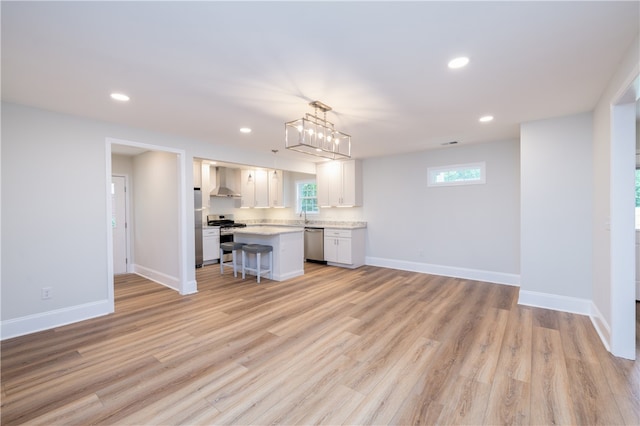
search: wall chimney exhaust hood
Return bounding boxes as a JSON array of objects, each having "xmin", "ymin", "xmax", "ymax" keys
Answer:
[{"xmin": 210, "ymin": 167, "xmax": 241, "ymax": 197}]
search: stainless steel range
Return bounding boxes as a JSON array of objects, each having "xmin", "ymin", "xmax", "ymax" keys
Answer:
[{"xmin": 207, "ymin": 214, "xmax": 247, "ymax": 262}]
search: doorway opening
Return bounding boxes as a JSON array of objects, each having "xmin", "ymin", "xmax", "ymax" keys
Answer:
[
  {"xmin": 610, "ymin": 73, "xmax": 638, "ymax": 360},
  {"xmin": 106, "ymin": 137, "xmax": 192, "ymax": 314}
]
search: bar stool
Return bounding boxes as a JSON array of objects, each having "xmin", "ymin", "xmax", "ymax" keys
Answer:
[
  {"xmin": 241, "ymin": 244, "xmax": 273, "ymax": 283},
  {"xmin": 220, "ymin": 242, "xmax": 246, "ymax": 277}
]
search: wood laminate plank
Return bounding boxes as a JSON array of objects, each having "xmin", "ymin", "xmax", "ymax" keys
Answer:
[
  {"xmin": 457, "ymin": 307, "xmax": 509, "ymax": 384},
  {"xmin": 297, "ymin": 384, "xmax": 366, "ymax": 426},
  {"xmin": 435, "ymin": 376, "xmax": 493, "ymax": 425},
  {"xmin": 255, "ymin": 346, "xmax": 362, "ymax": 425},
  {"xmin": 483, "ymin": 377, "xmax": 530, "ymax": 425},
  {"xmin": 482, "ymin": 305, "xmax": 533, "ymax": 425},
  {"xmin": 1, "ymin": 355, "xmax": 161, "ymax": 425},
  {"xmin": 205, "ymin": 317, "xmax": 361, "ymax": 413},
  {"xmin": 557, "ymin": 311, "xmax": 600, "ymax": 363},
  {"xmin": 343, "ymin": 337, "xmax": 440, "ymax": 425},
  {"xmin": 565, "ymin": 358, "xmax": 625, "ymax": 425},
  {"xmin": 20, "ymin": 393, "xmax": 105, "ymax": 426},
  {"xmin": 530, "ymin": 326, "xmax": 577, "ymax": 425}
]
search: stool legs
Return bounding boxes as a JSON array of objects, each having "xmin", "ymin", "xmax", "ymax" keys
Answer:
[
  {"xmin": 256, "ymin": 252, "xmax": 262, "ymax": 283},
  {"xmin": 242, "ymin": 249, "xmax": 246, "ymax": 280},
  {"xmin": 231, "ymin": 249, "xmax": 238, "ymax": 277},
  {"xmin": 220, "ymin": 244, "xmax": 244, "ymax": 278},
  {"xmin": 241, "ymin": 245, "xmax": 273, "ymax": 283}
]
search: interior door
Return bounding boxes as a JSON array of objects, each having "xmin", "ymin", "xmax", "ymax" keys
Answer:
[{"xmin": 112, "ymin": 175, "xmax": 127, "ymax": 274}]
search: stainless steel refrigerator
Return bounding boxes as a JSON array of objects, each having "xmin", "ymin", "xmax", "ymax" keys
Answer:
[{"xmin": 194, "ymin": 188, "xmax": 203, "ymax": 268}]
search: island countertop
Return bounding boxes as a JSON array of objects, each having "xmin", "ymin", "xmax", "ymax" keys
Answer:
[{"xmin": 234, "ymin": 226, "xmax": 304, "ymax": 236}]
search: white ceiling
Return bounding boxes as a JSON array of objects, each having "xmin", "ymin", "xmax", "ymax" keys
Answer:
[{"xmin": 2, "ymin": 2, "xmax": 638, "ymax": 162}]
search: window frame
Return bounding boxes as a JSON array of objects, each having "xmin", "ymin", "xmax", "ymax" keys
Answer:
[
  {"xmin": 296, "ymin": 180, "xmax": 319, "ymax": 215},
  {"xmin": 427, "ymin": 161, "xmax": 486, "ymax": 187}
]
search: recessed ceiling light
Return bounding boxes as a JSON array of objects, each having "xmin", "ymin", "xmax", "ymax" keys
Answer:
[
  {"xmin": 110, "ymin": 93, "xmax": 130, "ymax": 102},
  {"xmin": 479, "ymin": 115, "xmax": 494, "ymax": 123},
  {"xmin": 240, "ymin": 127, "xmax": 252, "ymax": 134},
  {"xmin": 448, "ymin": 57, "xmax": 469, "ymax": 69}
]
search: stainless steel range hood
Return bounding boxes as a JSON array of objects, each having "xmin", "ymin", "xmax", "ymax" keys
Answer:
[{"xmin": 210, "ymin": 167, "xmax": 241, "ymax": 197}]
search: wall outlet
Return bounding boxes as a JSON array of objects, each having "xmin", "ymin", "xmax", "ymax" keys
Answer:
[{"xmin": 41, "ymin": 287, "xmax": 52, "ymax": 300}]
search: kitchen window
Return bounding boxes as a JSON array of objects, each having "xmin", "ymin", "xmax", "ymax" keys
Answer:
[
  {"xmin": 297, "ymin": 181, "xmax": 319, "ymax": 214},
  {"xmin": 427, "ymin": 162, "xmax": 486, "ymax": 187}
]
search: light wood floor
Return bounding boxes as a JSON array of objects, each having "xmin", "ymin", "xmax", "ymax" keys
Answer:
[{"xmin": 2, "ymin": 263, "xmax": 639, "ymax": 425}]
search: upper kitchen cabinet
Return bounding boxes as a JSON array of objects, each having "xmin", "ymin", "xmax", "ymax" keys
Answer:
[
  {"xmin": 241, "ymin": 169, "xmax": 269, "ymax": 208},
  {"xmin": 201, "ymin": 163, "xmax": 212, "ymax": 209},
  {"xmin": 268, "ymin": 170, "xmax": 287, "ymax": 208},
  {"xmin": 193, "ymin": 161, "xmax": 202, "ymax": 188},
  {"xmin": 241, "ymin": 168, "xmax": 287, "ymax": 208},
  {"xmin": 193, "ymin": 160, "xmax": 215, "ymax": 209},
  {"xmin": 316, "ymin": 159, "xmax": 362, "ymax": 207}
]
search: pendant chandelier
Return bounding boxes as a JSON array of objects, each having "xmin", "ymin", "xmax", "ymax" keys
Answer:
[{"xmin": 285, "ymin": 100, "xmax": 351, "ymax": 160}]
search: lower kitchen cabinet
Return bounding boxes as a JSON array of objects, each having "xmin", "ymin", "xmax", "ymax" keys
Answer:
[
  {"xmin": 203, "ymin": 228, "xmax": 220, "ymax": 264},
  {"xmin": 323, "ymin": 228, "xmax": 365, "ymax": 269}
]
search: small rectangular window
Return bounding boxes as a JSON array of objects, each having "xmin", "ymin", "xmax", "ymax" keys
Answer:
[
  {"xmin": 427, "ymin": 162, "xmax": 486, "ymax": 187},
  {"xmin": 297, "ymin": 181, "xmax": 319, "ymax": 214}
]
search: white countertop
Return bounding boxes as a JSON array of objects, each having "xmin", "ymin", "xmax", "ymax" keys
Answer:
[
  {"xmin": 238, "ymin": 221, "xmax": 367, "ymax": 230},
  {"xmin": 234, "ymin": 226, "xmax": 304, "ymax": 236}
]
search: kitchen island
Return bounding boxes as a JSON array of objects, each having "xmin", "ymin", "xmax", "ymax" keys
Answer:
[{"xmin": 233, "ymin": 226, "xmax": 304, "ymax": 281}]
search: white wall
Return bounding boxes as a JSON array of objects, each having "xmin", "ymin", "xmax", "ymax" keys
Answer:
[
  {"xmin": 592, "ymin": 34, "xmax": 639, "ymax": 358},
  {"xmin": 361, "ymin": 139, "xmax": 520, "ymax": 284},
  {"xmin": 520, "ymin": 113, "xmax": 593, "ymax": 308},
  {"xmin": 132, "ymin": 151, "xmax": 180, "ymax": 290},
  {"xmin": 1, "ymin": 104, "xmax": 112, "ymax": 334}
]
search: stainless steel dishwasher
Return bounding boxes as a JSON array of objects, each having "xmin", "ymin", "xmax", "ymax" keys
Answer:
[{"xmin": 304, "ymin": 227, "xmax": 325, "ymax": 263}]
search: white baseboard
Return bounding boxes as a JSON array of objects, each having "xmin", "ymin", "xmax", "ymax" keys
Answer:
[
  {"xmin": 133, "ymin": 264, "xmax": 180, "ymax": 292},
  {"xmin": 182, "ymin": 280, "xmax": 198, "ymax": 295},
  {"xmin": 517, "ymin": 290, "xmax": 592, "ymax": 315},
  {"xmin": 589, "ymin": 301, "xmax": 611, "ymax": 352},
  {"xmin": 1, "ymin": 299, "xmax": 113, "ymax": 341},
  {"xmin": 276, "ymin": 269, "xmax": 305, "ymax": 281},
  {"xmin": 365, "ymin": 256, "xmax": 520, "ymax": 286}
]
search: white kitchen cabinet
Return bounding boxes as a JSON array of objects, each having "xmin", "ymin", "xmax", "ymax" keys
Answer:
[
  {"xmin": 268, "ymin": 169, "xmax": 287, "ymax": 207},
  {"xmin": 323, "ymin": 228, "xmax": 365, "ymax": 268},
  {"xmin": 193, "ymin": 161, "xmax": 202, "ymax": 187},
  {"xmin": 240, "ymin": 169, "xmax": 254, "ymax": 207},
  {"xmin": 203, "ymin": 228, "xmax": 220, "ymax": 264},
  {"xmin": 255, "ymin": 170, "xmax": 268, "ymax": 207},
  {"xmin": 241, "ymin": 169, "xmax": 270, "ymax": 208},
  {"xmin": 240, "ymin": 169, "xmax": 258, "ymax": 207},
  {"xmin": 201, "ymin": 163, "xmax": 211, "ymax": 209},
  {"xmin": 316, "ymin": 160, "xmax": 362, "ymax": 207}
]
